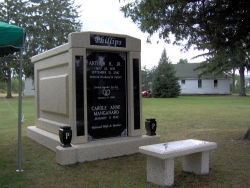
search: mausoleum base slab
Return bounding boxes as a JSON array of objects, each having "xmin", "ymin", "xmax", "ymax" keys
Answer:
[
  {"xmin": 27, "ymin": 126, "xmax": 160, "ymax": 165},
  {"xmin": 27, "ymin": 126, "xmax": 60, "ymax": 152}
]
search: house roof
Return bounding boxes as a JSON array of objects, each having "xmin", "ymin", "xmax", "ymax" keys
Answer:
[{"xmin": 173, "ymin": 63, "xmax": 231, "ymax": 79}]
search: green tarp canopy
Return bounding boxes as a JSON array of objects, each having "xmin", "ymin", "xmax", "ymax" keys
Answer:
[
  {"xmin": 0, "ymin": 21, "xmax": 26, "ymax": 57},
  {"xmin": 0, "ymin": 21, "xmax": 26, "ymax": 172}
]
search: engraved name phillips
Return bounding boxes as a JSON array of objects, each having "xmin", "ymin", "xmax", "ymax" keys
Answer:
[{"xmin": 94, "ymin": 36, "xmax": 122, "ymax": 47}]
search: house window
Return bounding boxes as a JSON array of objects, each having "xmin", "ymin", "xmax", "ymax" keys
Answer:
[
  {"xmin": 181, "ymin": 80, "xmax": 185, "ymax": 84},
  {"xmin": 198, "ymin": 79, "xmax": 202, "ymax": 88},
  {"xmin": 214, "ymin": 80, "xmax": 218, "ymax": 87}
]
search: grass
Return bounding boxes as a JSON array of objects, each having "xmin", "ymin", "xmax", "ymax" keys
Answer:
[{"xmin": 0, "ymin": 95, "xmax": 250, "ymax": 187}]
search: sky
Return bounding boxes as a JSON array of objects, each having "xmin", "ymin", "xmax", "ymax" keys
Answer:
[{"xmin": 75, "ymin": 0, "xmax": 206, "ymax": 69}]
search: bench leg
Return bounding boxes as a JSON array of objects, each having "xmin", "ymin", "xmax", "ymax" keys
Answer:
[
  {"xmin": 147, "ymin": 156, "xmax": 175, "ymax": 186},
  {"xmin": 183, "ymin": 151, "xmax": 209, "ymax": 174}
]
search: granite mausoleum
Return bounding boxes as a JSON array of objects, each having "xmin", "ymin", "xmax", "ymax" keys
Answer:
[{"xmin": 27, "ymin": 32, "xmax": 160, "ymax": 165}]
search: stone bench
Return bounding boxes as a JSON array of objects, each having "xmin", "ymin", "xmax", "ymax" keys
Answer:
[{"xmin": 139, "ymin": 139, "xmax": 217, "ymax": 186}]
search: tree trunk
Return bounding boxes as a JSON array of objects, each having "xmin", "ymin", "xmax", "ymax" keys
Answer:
[
  {"xmin": 232, "ymin": 68, "xmax": 235, "ymax": 93},
  {"xmin": 6, "ymin": 68, "xmax": 12, "ymax": 98},
  {"xmin": 243, "ymin": 126, "xmax": 250, "ymax": 140},
  {"xmin": 239, "ymin": 65, "xmax": 246, "ymax": 96}
]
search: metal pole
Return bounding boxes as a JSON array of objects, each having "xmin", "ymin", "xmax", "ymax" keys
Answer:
[{"xmin": 16, "ymin": 48, "xmax": 23, "ymax": 172}]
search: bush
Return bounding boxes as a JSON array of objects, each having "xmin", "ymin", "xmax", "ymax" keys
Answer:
[
  {"xmin": 0, "ymin": 89, "xmax": 5, "ymax": 93},
  {"xmin": 0, "ymin": 81, "xmax": 6, "ymax": 91}
]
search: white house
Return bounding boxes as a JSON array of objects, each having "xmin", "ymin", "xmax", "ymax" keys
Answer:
[
  {"xmin": 24, "ymin": 78, "xmax": 35, "ymax": 96},
  {"xmin": 173, "ymin": 63, "xmax": 231, "ymax": 95}
]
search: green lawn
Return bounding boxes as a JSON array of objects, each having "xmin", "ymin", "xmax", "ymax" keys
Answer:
[{"xmin": 0, "ymin": 95, "xmax": 250, "ymax": 188}]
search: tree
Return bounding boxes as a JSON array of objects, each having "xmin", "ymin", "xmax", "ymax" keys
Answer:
[
  {"xmin": 193, "ymin": 44, "xmax": 249, "ymax": 96},
  {"xmin": 243, "ymin": 127, "xmax": 250, "ymax": 140},
  {"xmin": 232, "ymin": 74, "xmax": 241, "ymax": 94},
  {"xmin": 11, "ymin": 76, "xmax": 24, "ymax": 93},
  {"xmin": 141, "ymin": 65, "xmax": 155, "ymax": 91},
  {"xmin": 152, "ymin": 49, "xmax": 180, "ymax": 98},
  {"xmin": 24, "ymin": 0, "xmax": 82, "ymax": 79},
  {"xmin": 0, "ymin": 0, "xmax": 82, "ymax": 98},
  {"xmin": 141, "ymin": 65, "xmax": 148, "ymax": 91},
  {"xmin": 0, "ymin": 55, "xmax": 20, "ymax": 98},
  {"xmin": 177, "ymin": 58, "xmax": 188, "ymax": 64},
  {"xmin": 0, "ymin": 0, "xmax": 28, "ymax": 98},
  {"xmin": 0, "ymin": 80, "xmax": 6, "ymax": 91},
  {"xmin": 121, "ymin": 0, "xmax": 250, "ymax": 96}
]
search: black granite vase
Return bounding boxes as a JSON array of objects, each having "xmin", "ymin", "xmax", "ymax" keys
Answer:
[
  {"xmin": 59, "ymin": 126, "xmax": 72, "ymax": 147},
  {"xmin": 145, "ymin": 118, "xmax": 157, "ymax": 136}
]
